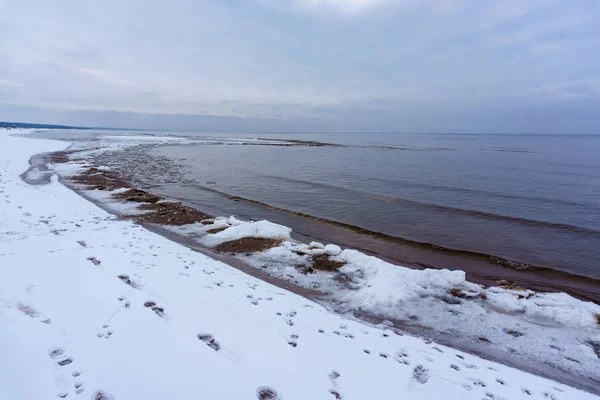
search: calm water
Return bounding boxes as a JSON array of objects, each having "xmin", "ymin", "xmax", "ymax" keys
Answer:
[{"xmin": 150, "ymin": 133, "xmax": 600, "ymax": 281}]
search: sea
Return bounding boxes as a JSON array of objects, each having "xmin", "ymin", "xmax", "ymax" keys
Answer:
[{"xmin": 37, "ymin": 130, "xmax": 600, "ymax": 302}]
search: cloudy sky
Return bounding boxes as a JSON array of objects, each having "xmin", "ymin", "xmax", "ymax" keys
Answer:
[{"xmin": 1, "ymin": 0, "xmax": 599, "ymax": 132}]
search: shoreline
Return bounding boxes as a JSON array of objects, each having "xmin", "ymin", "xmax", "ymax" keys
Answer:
[
  {"xmin": 35, "ymin": 138, "xmax": 600, "ymax": 394},
  {"xmin": 85, "ymin": 137, "xmax": 600, "ymax": 304},
  {"xmin": 3, "ymin": 130, "xmax": 599, "ymax": 398},
  {"xmin": 180, "ymin": 183, "xmax": 600, "ymax": 304}
]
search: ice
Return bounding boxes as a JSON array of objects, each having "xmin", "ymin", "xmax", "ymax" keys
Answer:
[
  {"xmin": 1, "ymin": 129, "xmax": 598, "ymax": 399},
  {"xmin": 336, "ymin": 249, "xmax": 473, "ymax": 303},
  {"xmin": 324, "ymin": 244, "xmax": 342, "ymax": 256},
  {"xmin": 200, "ymin": 220, "xmax": 292, "ymax": 246}
]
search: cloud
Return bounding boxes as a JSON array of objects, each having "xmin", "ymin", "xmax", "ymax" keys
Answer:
[
  {"xmin": 76, "ymin": 68, "xmax": 135, "ymax": 86},
  {"xmin": 263, "ymin": 0, "xmax": 469, "ymax": 14},
  {"xmin": 493, "ymin": 12, "xmax": 589, "ymax": 47},
  {"xmin": 0, "ymin": 79, "xmax": 24, "ymax": 87},
  {"xmin": 291, "ymin": 0, "xmax": 390, "ymax": 12},
  {"xmin": 0, "ymin": 0, "xmax": 599, "ymax": 132},
  {"xmin": 540, "ymin": 82, "xmax": 600, "ymax": 99}
]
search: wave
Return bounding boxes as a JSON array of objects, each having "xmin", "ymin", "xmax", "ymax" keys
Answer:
[
  {"xmin": 262, "ymin": 175, "xmax": 600, "ymax": 236},
  {"xmin": 306, "ymin": 174, "xmax": 599, "ymax": 209},
  {"xmin": 189, "ymin": 183, "xmax": 587, "ymax": 276}
]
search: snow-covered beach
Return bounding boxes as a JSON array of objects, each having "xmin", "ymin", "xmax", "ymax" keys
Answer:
[{"xmin": 1, "ymin": 130, "xmax": 599, "ymax": 399}]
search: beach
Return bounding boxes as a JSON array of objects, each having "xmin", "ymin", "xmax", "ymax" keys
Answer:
[{"xmin": 1, "ymin": 129, "xmax": 600, "ymax": 399}]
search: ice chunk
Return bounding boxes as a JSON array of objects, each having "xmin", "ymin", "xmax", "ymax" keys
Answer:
[
  {"xmin": 324, "ymin": 244, "xmax": 342, "ymax": 256},
  {"xmin": 200, "ymin": 220, "xmax": 292, "ymax": 246}
]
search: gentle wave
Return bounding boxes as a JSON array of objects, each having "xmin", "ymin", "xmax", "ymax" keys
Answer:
[
  {"xmin": 264, "ymin": 175, "xmax": 600, "ymax": 236},
  {"xmin": 189, "ymin": 183, "xmax": 589, "ymax": 275},
  {"xmin": 296, "ymin": 173, "xmax": 599, "ymax": 210}
]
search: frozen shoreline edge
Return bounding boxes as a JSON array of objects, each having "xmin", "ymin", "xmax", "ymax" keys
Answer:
[
  {"xmin": 4, "ymin": 129, "xmax": 599, "ymax": 397},
  {"xmin": 33, "ymin": 133, "xmax": 600, "ymax": 394}
]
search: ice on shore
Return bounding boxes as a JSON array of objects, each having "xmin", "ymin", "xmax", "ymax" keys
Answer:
[
  {"xmin": 324, "ymin": 244, "xmax": 342, "ymax": 256},
  {"xmin": 200, "ymin": 220, "xmax": 292, "ymax": 247},
  {"xmin": 169, "ymin": 216, "xmax": 600, "ymax": 384},
  {"xmin": 172, "ymin": 213, "xmax": 600, "ymax": 332},
  {"xmin": 2, "ymin": 129, "xmax": 598, "ymax": 399}
]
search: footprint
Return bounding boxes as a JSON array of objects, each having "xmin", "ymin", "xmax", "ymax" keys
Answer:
[
  {"xmin": 117, "ymin": 296, "xmax": 131, "ymax": 308},
  {"xmin": 48, "ymin": 348, "xmax": 65, "ymax": 360},
  {"xmin": 92, "ymin": 391, "xmax": 115, "ymax": 400},
  {"xmin": 197, "ymin": 333, "xmax": 221, "ymax": 351},
  {"xmin": 57, "ymin": 358, "xmax": 74, "ymax": 366},
  {"xmin": 413, "ymin": 365, "xmax": 431, "ymax": 384},
  {"xmin": 329, "ymin": 389, "xmax": 342, "ymax": 399},
  {"xmin": 87, "ymin": 257, "xmax": 101, "ymax": 266},
  {"xmin": 48, "ymin": 348, "xmax": 85, "ymax": 396},
  {"xmin": 257, "ymin": 387, "xmax": 280, "ymax": 400},
  {"xmin": 74, "ymin": 381, "xmax": 85, "ymax": 394},
  {"xmin": 117, "ymin": 275, "xmax": 139, "ymax": 289},
  {"xmin": 287, "ymin": 333, "xmax": 299, "ymax": 347},
  {"xmin": 144, "ymin": 301, "xmax": 164, "ymax": 317},
  {"xmin": 18, "ymin": 303, "xmax": 51, "ymax": 324},
  {"xmin": 97, "ymin": 324, "xmax": 114, "ymax": 339},
  {"xmin": 468, "ymin": 378, "xmax": 487, "ymax": 388}
]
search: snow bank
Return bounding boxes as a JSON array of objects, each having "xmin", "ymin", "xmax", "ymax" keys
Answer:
[
  {"xmin": 200, "ymin": 220, "xmax": 292, "ymax": 246},
  {"xmin": 335, "ymin": 249, "xmax": 478, "ymax": 309},
  {"xmin": 228, "ymin": 235, "xmax": 600, "ymax": 381},
  {"xmin": 170, "ymin": 215, "xmax": 600, "ymax": 332}
]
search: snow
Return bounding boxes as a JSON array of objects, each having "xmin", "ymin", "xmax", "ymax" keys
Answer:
[
  {"xmin": 82, "ymin": 188, "xmax": 152, "ymax": 215},
  {"xmin": 324, "ymin": 244, "xmax": 342, "ymax": 256},
  {"xmin": 335, "ymin": 249, "xmax": 474, "ymax": 304},
  {"xmin": 200, "ymin": 220, "xmax": 292, "ymax": 246},
  {"xmin": 1, "ymin": 130, "xmax": 599, "ymax": 399}
]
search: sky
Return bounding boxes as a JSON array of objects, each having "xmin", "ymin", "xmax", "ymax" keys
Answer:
[{"xmin": 1, "ymin": 0, "xmax": 599, "ymax": 133}]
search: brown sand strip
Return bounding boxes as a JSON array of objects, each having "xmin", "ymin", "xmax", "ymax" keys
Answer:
[
  {"xmin": 69, "ymin": 168, "xmax": 129, "ymax": 191},
  {"xmin": 214, "ymin": 238, "xmax": 283, "ymax": 254},
  {"xmin": 131, "ymin": 200, "xmax": 211, "ymax": 225},
  {"xmin": 113, "ymin": 188, "xmax": 163, "ymax": 203}
]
